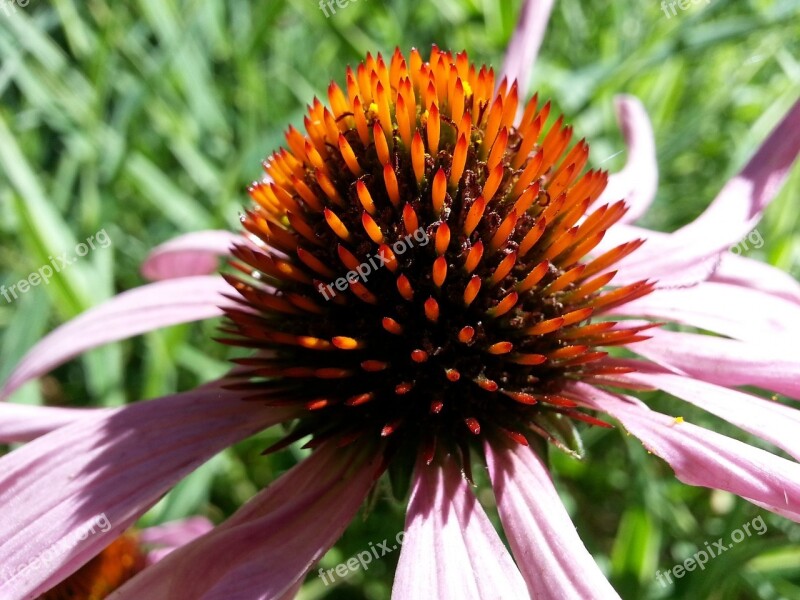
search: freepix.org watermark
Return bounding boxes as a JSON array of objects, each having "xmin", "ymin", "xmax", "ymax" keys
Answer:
[
  {"xmin": 317, "ymin": 226, "xmax": 429, "ymax": 300},
  {"xmin": 0, "ymin": 513, "xmax": 112, "ymax": 584},
  {"xmin": 661, "ymin": 0, "xmax": 711, "ymax": 19},
  {"xmin": 317, "ymin": 0, "xmax": 366, "ymax": 18},
  {"xmin": 1, "ymin": 228, "xmax": 112, "ymax": 304},
  {"xmin": 0, "ymin": 0, "xmax": 30, "ymax": 17},
  {"xmin": 656, "ymin": 515, "xmax": 767, "ymax": 587},
  {"xmin": 318, "ymin": 530, "xmax": 405, "ymax": 586},
  {"xmin": 730, "ymin": 227, "xmax": 764, "ymax": 254}
]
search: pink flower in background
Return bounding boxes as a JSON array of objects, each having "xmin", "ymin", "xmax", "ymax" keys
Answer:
[
  {"xmin": 1, "ymin": 1, "xmax": 799, "ymax": 599},
  {"xmin": 31, "ymin": 517, "xmax": 213, "ymax": 600}
]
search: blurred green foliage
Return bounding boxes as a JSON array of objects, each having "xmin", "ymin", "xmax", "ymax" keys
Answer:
[{"xmin": 1, "ymin": 0, "xmax": 799, "ymax": 598}]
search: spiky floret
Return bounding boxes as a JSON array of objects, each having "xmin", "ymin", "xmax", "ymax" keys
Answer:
[{"xmin": 221, "ymin": 47, "xmax": 654, "ymax": 466}]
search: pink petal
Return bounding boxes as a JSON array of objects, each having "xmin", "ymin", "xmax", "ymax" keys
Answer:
[
  {"xmin": 500, "ymin": 0, "xmax": 555, "ymax": 96},
  {"xmin": 0, "ymin": 403, "xmax": 103, "ymax": 443},
  {"xmin": 606, "ymin": 282, "xmax": 799, "ymax": 342},
  {"xmin": 711, "ymin": 253, "xmax": 800, "ymax": 304},
  {"xmin": 572, "ymin": 383, "xmax": 800, "ymax": 521},
  {"xmin": 630, "ymin": 329, "xmax": 800, "ymax": 400},
  {"xmin": 587, "ymin": 223, "xmax": 724, "ymax": 289},
  {"xmin": 1, "ymin": 275, "xmax": 234, "ymax": 400},
  {"xmin": 140, "ymin": 516, "xmax": 215, "ymax": 549},
  {"xmin": 595, "ymin": 96, "xmax": 658, "ymax": 224},
  {"xmin": 622, "ymin": 369, "xmax": 800, "ymax": 461},
  {"xmin": 609, "ymin": 99, "xmax": 800, "ymax": 280},
  {"xmin": 392, "ymin": 458, "xmax": 528, "ymax": 600},
  {"xmin": 591, "ymin": 221, "xmax": 649, "ymax": 251},
  {"xmin": 143, "ymin": 549, "xmax": 179, "ymax": 565},
  {"xmin": 142, "ymin": 517, "xmax": 215, "ymax": 565},
  {"xmin": 0, "ymin": 382, "xmax": 291, "ymax": 598},
  {"xmin": 141, "ymin": 231, "xmax": 241, "ymax": 281},
  {"xmin": 485, "ymin": 442, "xmax": 621, "ymax": 600},
  {"xmin": 593, "ymin": 222, "xmax": 800, "ymax": 302},
  {"xmin": 114, "ymin": 443, "xmax": 382, "ymax": 599}
]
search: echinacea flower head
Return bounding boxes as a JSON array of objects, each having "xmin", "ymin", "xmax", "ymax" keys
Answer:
[
  {"xmin": 223, "ymin": 47, "xmax": 653, "ymax": 470},
  {"xmin": 2, "ymin": 3, "xmax": 800, "ymax": 599}
]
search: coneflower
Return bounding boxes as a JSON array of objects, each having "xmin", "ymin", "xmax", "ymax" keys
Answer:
[
  {"xmin": 220, "ymin": 46, "xmax": 654, "ymax": 471},
  {"xmin": 37, "ymin": 518, "xmax": 212, "ymax": 600},
  {"xmin": 39, "ymin": 533, "xmax": 145, "ymax": 600},
  {"xmin": 1, "ymin": 2, "xmax": 800, "ymax": 598}
]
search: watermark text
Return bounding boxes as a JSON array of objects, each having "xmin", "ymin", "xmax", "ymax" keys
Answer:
[
  {"xmin": 319, "ymin": 530, "xmax": 405, "ymax": 585},
  {"xmin": 1, "ymin": 228, "xmax": 112, "ymax": 304},
  {"xmin": 1, "ymin": 513, "xmax": 112, "ymax": 583},
  {"xmin": 656, "ymin": 515, "xmax": 767, "ymax": 586},
  {"xmin": 0, "ymin": 0, "xmax": 30, "ymax": 17},
  {"xmin": 661, "ymin": 0, "xmax": 711, "ymax": 19},
  {"xmin": 316, "ymin": 226, "xmax": 429, "ymax": 300}
]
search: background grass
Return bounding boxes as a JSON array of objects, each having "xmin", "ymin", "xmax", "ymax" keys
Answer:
[{"xmin": 1, "ymin": 0, "xmax": 799, "ymax": 598}]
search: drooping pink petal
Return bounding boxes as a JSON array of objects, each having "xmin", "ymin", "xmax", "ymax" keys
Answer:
[
  {"xmin": 142, "ymin": 548, "xmax": 186, "ymax": 566},
  {"xmin": 630, "ymin": 329, "xmax": 800, "ymax": 400},
  {"xmin": 711, "ymin": 253, "xmax": 800, "ymax": 304},
  {"xmin": 1, "ymin": 275, "xmax": 234, "ymax": 400},
  {"xmin": 500, "ymin": 0, "xmax": 555, "ymax": 96},
  {"xmin": 592, "ymin": 222, "xmax": 800, "ymax": 301},
  {"xmin": 485, "ymin": 441, "xmax": 621, "ymax": 600},
  {"xmin": 571, "ymin": 383, "xmax": 800, "ymax": 521},
  {"xmin": 669, "ymin": 98, "xmax": 800, "ymax": 233},
  {"xmin": 595, "ymin": 96, "xmax": 658, "ymax": 224},
  {"xmin": 392, "ymin": 458, "xmax": 528, "ymax": 600},
  {"xmin": 141, "ymin": 517, "xmax": 215, "ymax": 565},
  {"xmin": 621, "ymin": 369, "xmax": 800, "ymax": 461},
  {"xmin": 587, "ymin": 223, "xmax": 721, "ymax": 287},
  {"xmin": 139, "ymin": 517, "xmax": 215, "ymax": 550},
  {"xmin": 114, "ymin": 443, "xmax": 383, "ymax": 600},
  {"xmin": 605, "ymin": 282, "xmax": 799, "ymax": 342},
  {"xmin": 590, "ymin": 221, "xmax": 648, "ymax": 253},
  {"xmin": 140, "ymin": 231, "xmax": 241, "ymax": 281},
  {"xmin": 0, "ymin": 382, "xmax": 292, "ymax": 599},
  {"xmin": 0, "ymin": 402, "xmax": 103, "ymax": 443},
  {"xmin": 609, "ymin": 99, "xmax": 800, "ymax": 279}
]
